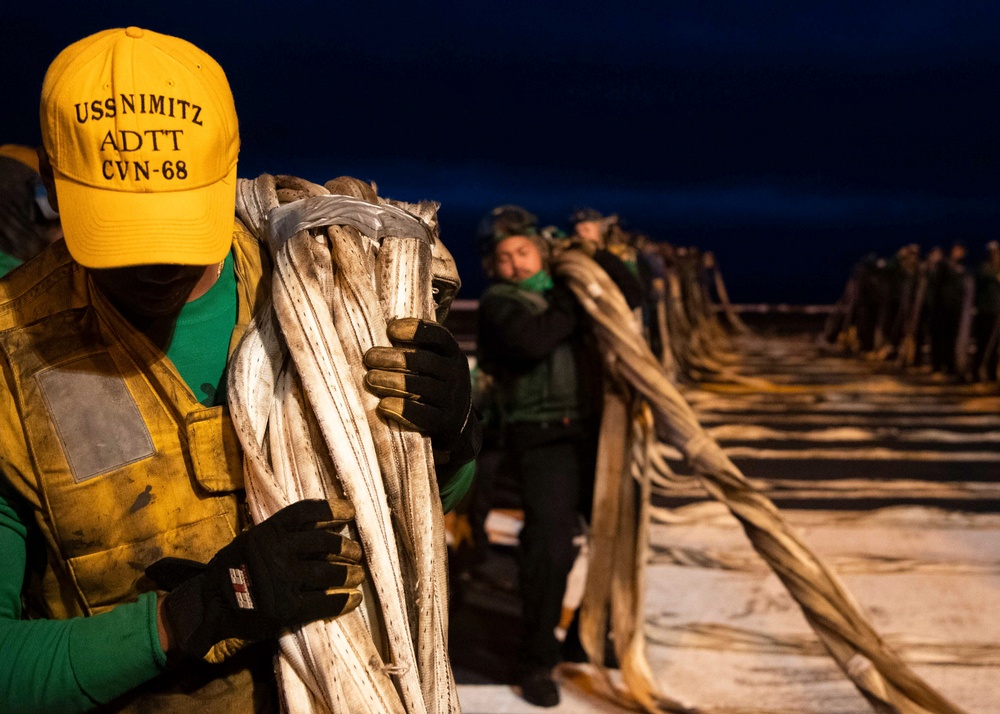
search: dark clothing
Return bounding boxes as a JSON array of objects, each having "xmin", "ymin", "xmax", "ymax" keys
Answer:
[
  {"xmin": 477, "ymin": 281, "xmax": 598, "ymax": 425},
  {"xmin": 591, "ymin": 249, "xmax": 645, "ymax": 310},
  {"xmin": 475, "ymin": 270, "xmax": 604, "ymax": 675},
  {"xmin": 0, "ymin": 156, "xmax": 52, "ymax": 264},
  {"xmin": 508, "ymin": 423, "xmax": 597, "ymax": 670},
  {"xmin": 928, "ymin": 260, "xmax": 969, "ymax": 374},
  {"xmin": 880, "ymin": 256, "xmax": 918, "ymax": 352},
  {"xmin": 854, "ymin": 255, "xmax": 888, "ymax": 352},
  {"xmin": 972, "ymin": 260, "xmax": 1000, "ymax": 379},
  {"xmin": 972, "ymin": 311, "xmax": 1000, "ymax": 379},
  {"xmin": 475, "ymin": 248, "xmax": 643, "ymax": 674},
  {"xmin": 975, "ymin": 260, "xmax": 1000, "ymax": 314}
]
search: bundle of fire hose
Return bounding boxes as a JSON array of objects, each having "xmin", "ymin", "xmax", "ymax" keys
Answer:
[
  {"xmin": 711, "ymin": 262, "xmax": 750, "ymax": 335},
  {"xmin": 654, "ymin": 261, "xmax": 770, "ymax": 389},
  {"xmin": 554, "ymin": 247, "xmax": 965, "ymax": 714},
  {"xmin": 659, "ymin": 262, "xmax": 738, "ymax": 383},
  {"xmin": 228, "ymin": 174, "xmax": 458, "ymax": 713}
]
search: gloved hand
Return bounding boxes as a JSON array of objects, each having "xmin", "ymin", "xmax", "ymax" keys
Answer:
[
  {"xmin": 147, "ymin": 498, "xmax": 363, "ymax": 659},
  {"xmin": 363, "ymin": 317, "xmax": 481, "ymax": 467}
]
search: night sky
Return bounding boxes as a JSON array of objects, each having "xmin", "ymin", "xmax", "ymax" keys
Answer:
[{"xmin": 5, "ymin": 2, "xmax": 1000, "ymax": 303}]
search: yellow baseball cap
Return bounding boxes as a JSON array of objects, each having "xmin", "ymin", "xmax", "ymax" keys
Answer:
[
  {"xmin": 0, "ymin": 145, "xmax": 41, "ymax": 174},
  {"xmin": 40, "ymin": 27, "xmax": 239, "ymax": 268}
]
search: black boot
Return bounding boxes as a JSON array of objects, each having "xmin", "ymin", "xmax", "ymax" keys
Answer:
[{"xmin": 520, "ymin": 667, "xmax": 560, "ymax": 707}]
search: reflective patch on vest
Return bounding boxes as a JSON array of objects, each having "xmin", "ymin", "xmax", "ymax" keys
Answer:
[{"xmin": 36, "ymin": 354, "xmax": 155, "ymax": 482}]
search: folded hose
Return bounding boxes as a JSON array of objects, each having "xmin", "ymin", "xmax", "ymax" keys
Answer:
[{"xmin": 229, "ymin": 174, "xmax": 458, "ymax": 713}]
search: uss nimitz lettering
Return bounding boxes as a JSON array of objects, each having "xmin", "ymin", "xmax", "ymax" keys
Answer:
[{"xmin": 74, "ymin": 93, "xmax": 204, "ymax": 126}]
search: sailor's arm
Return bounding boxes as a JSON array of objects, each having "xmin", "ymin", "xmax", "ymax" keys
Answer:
[
  {"xmin": 477, "ymin": 281, "xmax": 580, "ymax": 363},
  {"xmin": 0, "ymin": 481, "xmax": 165, "ymax": 714}
]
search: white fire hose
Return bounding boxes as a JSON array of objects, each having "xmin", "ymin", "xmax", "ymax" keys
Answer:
[{"xmin": 228, "ymin": 174, "xmax": 458, "ymax": 713}]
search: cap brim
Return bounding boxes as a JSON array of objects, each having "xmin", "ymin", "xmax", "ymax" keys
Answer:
[{"xmin": 54, "ymin": 165, "xmax": 237, "ymax": 268}]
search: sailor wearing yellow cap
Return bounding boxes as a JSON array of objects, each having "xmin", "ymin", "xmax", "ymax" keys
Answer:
[{"xmin": 0, "ymin": 27, "xmax": 477, "ymax": 713}]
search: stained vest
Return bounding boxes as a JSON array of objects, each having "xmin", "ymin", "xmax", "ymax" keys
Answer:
[{"xmin": 0, "ymin": 222, "xmax": 267, "ymax": 623}]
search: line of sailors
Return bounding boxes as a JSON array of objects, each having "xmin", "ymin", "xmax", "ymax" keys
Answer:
[
  {"xmin": 822, "ymin": 240, "xmax": 1000, "ymax": 382},
  {"xmin": 552, "ymin": 208, "xmax": 749, "ymax": 383},
  {"xmin": 463, "ymin": 204, "xmax": 745, "ymax": 707}
]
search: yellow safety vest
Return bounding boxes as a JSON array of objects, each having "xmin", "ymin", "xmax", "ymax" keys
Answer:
[{"xmin": 0, "ymin": 222, "xmax": 267, "ymax": 621}]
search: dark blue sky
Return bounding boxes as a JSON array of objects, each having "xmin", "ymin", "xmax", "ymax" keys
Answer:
[{"xmin": 5, "ymin": 2, "xmax": 1000, "ymax": 303}]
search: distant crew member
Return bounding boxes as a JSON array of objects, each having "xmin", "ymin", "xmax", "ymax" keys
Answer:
[{"xmin": 0, "ymin": 144, "xmax": 62, "ymax": 275}]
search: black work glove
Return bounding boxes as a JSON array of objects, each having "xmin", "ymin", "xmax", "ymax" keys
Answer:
[
  {"xmin": 147, "ymin": 499, "xmax": 363, "ymax": 660},
  {"xmin": 363, "ymin": 317, "xmax": 482, "ymax": 471}
]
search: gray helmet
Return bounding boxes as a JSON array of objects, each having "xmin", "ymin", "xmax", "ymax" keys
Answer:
[
  {"xmin": 568, "ymin": 207, "xmax": 604, "ymax": 225},
  {"xmin": 477, "ymin": 204, "xmax": 538, "ymax": 257}
]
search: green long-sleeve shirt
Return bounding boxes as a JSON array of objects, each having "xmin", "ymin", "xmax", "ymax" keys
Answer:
[{"xmin": 0, "ymin": 486, "xmax": 167, "ymax": 713}]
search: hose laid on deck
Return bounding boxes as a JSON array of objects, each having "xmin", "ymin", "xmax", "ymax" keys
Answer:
[{"xmin": 553, "ymin": 246, "xmax": 966, "ymax": 714}]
